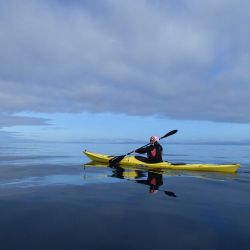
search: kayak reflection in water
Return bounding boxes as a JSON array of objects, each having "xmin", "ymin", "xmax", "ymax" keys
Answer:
[
  {"xmin": 110, "ymin": 166, "xmax": 145, "ymax": 180},
  {"xmin": 110, "ymin": 166, "xmax": 176, "ymax": 197}
]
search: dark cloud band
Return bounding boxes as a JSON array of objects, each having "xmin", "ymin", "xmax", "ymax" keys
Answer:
[{"xmin": 0, "ymin": 0, "xmax": 249, "ymax": 123}]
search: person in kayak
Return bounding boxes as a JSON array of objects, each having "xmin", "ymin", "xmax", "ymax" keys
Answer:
[{"xmin": 134, "ymin": 136, "xmax": 163, "ymax": 163}]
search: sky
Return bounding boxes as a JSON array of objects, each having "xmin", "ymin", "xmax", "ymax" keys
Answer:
[{"xmin": 0, "ymin": 0, "xmax": 250, "ymax": 144}]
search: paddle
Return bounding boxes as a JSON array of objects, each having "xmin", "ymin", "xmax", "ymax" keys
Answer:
[
  {"xmin": 109, "ymin": 129, "xmax": 178, "ymax": 165},
  {"xmin": 164, "ymin": 191, "xmax": 177, "ymax": 197}
]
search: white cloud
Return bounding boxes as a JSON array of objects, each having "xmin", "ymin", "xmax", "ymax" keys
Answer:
[{"xmin": 0, "ymin": 0, "xmax": 250, "ymax": 122}]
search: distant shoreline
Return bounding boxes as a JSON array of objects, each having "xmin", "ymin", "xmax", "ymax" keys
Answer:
[{"xmin": 4, "ymin": 140, "xmax": 250, "ymax": 146}]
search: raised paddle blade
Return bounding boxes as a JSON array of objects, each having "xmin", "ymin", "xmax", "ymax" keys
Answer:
[{"xmin": 159, "ymin": 129, "xmax": 178, "ymax": 140}]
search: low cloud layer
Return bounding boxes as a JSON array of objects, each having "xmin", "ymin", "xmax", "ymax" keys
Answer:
[
  {"xmin": 1, "ymin": 0, "xmax": 250, "ymax": 123},
  {"xmin": 0, "ymin": 114, "xmax": 49, "ymax": 128}
]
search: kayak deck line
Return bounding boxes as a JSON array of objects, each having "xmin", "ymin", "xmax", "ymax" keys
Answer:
[{"xmin": 83, "ymin": 150, "xmax": 240, "ymax": 173}]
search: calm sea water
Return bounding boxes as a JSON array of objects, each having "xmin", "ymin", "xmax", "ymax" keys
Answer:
[{"xmin": 0, "ymin": 142, "xmax": 250, "ymax": 250}]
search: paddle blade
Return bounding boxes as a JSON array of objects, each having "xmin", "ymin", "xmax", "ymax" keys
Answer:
[
  {"xmin": 160, "ymin": 129, "xmax": 178, "ymax": 140},
  {"xmin": 164, "ymin": 191, "xmax": 177, "ymax": 197},
  {"xmin": 109, "ymin": 155, "xmax": 126, "ymax": 165}
]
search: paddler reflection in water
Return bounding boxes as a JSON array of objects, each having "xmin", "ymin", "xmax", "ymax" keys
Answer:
[
  {"xmin": 136, "ymin": 171, "xmax": 163, "ymax": 194},
  {"xmin": 134, "ymin": 136, "xmax": 163, "ymax": 163},
  {"xmin": 110, "ymin": 166, "xmax": 176, "ymax": 197}
]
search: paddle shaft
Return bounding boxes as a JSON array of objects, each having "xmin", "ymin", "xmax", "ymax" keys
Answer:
[
  {"xmin": 109, "ymin": 129, "xmax": 178, "ymax": 164},
  {"xmin": 127, "ymin": 129, "xmax": 178, "ymax": 155}
]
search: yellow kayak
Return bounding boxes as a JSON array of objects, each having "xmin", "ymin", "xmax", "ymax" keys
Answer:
[{"xmin": 83, "ymin": 150, "xmax": 240, "ymax": 173}]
